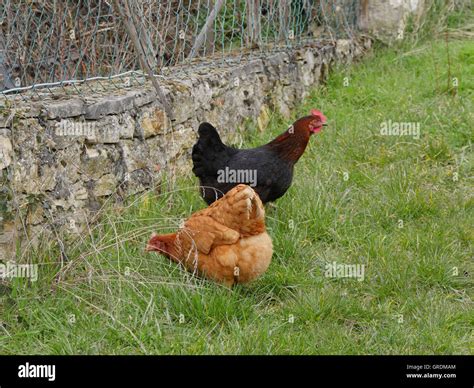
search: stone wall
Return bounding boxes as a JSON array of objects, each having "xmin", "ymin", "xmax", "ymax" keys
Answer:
[
  {"xmin": 358, "ymin": 0, "xmax": 426, "ymax": 42},
  {"xmin": 0, "ymin": 38, "xmax": 371, "ymax": 259}
]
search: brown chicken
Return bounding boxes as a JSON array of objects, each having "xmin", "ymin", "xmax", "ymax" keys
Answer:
[{"xmin": 146, "ymin": 184, "xmax": 273, "ymax": 286}]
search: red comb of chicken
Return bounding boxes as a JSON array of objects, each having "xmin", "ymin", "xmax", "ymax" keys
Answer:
[{"xmin": 310, "ymin": 109, "xmax": 327, "ymax": 123}]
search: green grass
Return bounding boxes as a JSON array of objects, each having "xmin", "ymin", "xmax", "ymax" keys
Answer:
[{"xmin": 1, "ymin": 37, "xmax": 473, "ymax": 355}]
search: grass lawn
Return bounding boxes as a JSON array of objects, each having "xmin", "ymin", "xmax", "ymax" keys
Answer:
[{"xmin": 1, "ymin": 36, "xmax": 472, "ymax": 355}]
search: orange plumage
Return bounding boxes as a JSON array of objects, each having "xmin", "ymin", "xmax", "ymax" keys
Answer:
[{"xmin": 146, "ymin": 184, "xmax": 273, "ymax": 286}]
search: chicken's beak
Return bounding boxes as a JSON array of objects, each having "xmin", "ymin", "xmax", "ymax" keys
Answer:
[{"xmin": 322, "ymin": 123, "xmax": 328, "ymax": 127}]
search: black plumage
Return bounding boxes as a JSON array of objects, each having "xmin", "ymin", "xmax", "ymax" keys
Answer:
[{"xmin": 192, "ymin": 112, "xmax": 326, "ymax": 205}]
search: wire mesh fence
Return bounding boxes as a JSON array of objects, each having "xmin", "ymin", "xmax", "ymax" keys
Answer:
[{"xmin": 0, "ymin": 0, "xmax": 360, "ymax": 96}]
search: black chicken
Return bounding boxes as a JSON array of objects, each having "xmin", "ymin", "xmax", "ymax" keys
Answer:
[{"xmin": 191, "ymin": 109, "xmax": 327, "ymax": 205}]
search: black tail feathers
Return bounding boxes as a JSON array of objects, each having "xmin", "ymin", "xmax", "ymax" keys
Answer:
[
  {"xmin": 196, "ymin": 122, "xmax": 224, "ymax": 148},
  {"xmin": 192, "ymin": 122, "xmax": 227, "ymax": 178}
]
